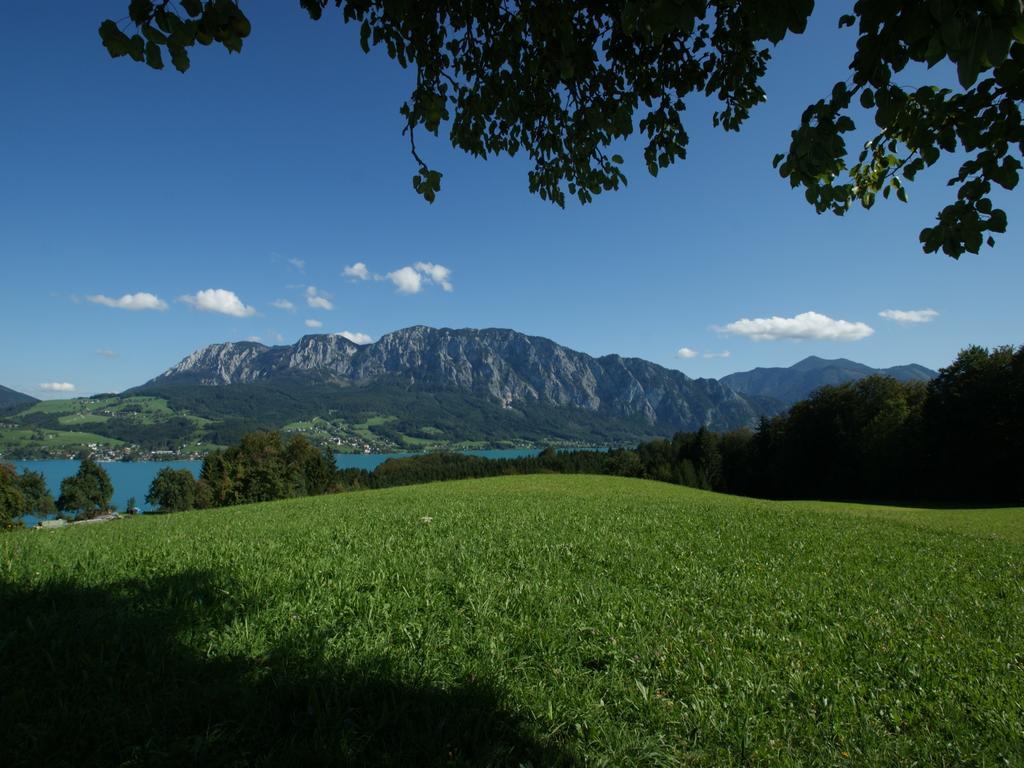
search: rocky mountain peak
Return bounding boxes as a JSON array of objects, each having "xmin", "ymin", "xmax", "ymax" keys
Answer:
[{"xmin": 147, "ymin": 327, "xmax": 766, "ymax": 431}]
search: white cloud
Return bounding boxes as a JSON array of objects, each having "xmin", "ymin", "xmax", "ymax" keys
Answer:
[
  {"xmin": 180, "ymin": 289, "xmax": 257, "ymax": 318},
  {"xmin": 879, "ymin": 308, "xmax": 939, "ymax": 324},
  {"xmin": 387, "ymin": 266, "xmax": 423, "ymax": 294},
  {"xmin": 271, "ymin": 299, "xmax": 295, "ymax": 311},
  {"xmin": 246, "ymin": 336, "xmax": 262, "ymax": 343},
  {"xmin": 305, "ymin": 286, "xmax": 333, "ymax": 311},
  {"xmin": 305, "ymin": 318, "xmax": 323, "ymax": 329},
  {"xmin": 718, "ymin": 311, "xmax": 874, "ymax": 342},
  {"xmin": 96, "ymin": 349, "xmax": 118, "ymax": 358},
  {"xmin": 350, "ymin": 262, "xmax": 453, "ymax": 294},
  {"xmin": 86, "ymin": 292, "xmax": 168, "ymax": 311},
  {"xmin": 383, "ymin": 262, "xmax": 455, "ymax": 294},
  {"xmin": 675, "ymin": 347, "xmax": 698, "ymax": 359},
  {"xmin": 289, "ymin": 257, "xmax": 305, "ymax": 273},
  {"xmin": 414, "ymin": 261, "xmax": 454, "ymax": 292},
  {"xmin": 40, "ymin": 382, "xmax": 75, "ymax": 392},
  {"xmin": 335, "ymin": 330, "xmax": 373, "ymax": 344},
  {"xmin": 703, "ymin": 351, "xmax": 732, "ymax": 359},
  {"xmin": 343, "ymin": 262, "xmax": 371, "ymax": 280}
]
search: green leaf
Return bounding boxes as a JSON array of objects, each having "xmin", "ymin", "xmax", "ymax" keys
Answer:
[
  {"xmin": 987, "ymin": 27, "xmax": 1012, "ymax": 65},
  {"xmin": 128, "ymin": 0, "xmax": 154, "ymax": 25},
  {"xmin": 234, "ymin": 14, "xmax": 252, "ymax": 38},
  {"xmin": 145, "ymin": 40, "xmax": 164, "ymax": 69},
  {"xmin": 127, "ymin": 35, "xmax": 145, "ymax": 62},
  {"xmin": 360, "ymin": 21, "xmax": 371, "ymax": 53},
  {"xmin": 169, "ymin": 44, "xmax": 190, "ymax": 73},
  {"xmin": 957, "ymin": 56, "xmax": 980, "ymax": 88},
  {"xmin": 99, "ymin": 20, "xmax": 131, "ymax": 58},
  {"xmin": 875, "ymin": 101, "xmax": 897, "ymax": 128},
  {"xmin": 940, "ymin": 18, "xmax": 963, "ymax": 50},
  {"xmin": 989, "ymin": 208, "xmax": 1007, "ymax": 232},
  {"xmin": 143, "ymin": 25, "xmax": 167, "ymax": 45}
]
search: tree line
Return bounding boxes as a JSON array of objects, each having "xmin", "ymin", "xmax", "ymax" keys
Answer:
[{"xmin": 0, "ymin": 456, "xmax": 116, "ymax": 528}]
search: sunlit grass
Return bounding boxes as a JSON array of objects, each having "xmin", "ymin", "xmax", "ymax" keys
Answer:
[{"xmin": 2, "ymin": 475, "xmax": 1021, "ymax": 765}]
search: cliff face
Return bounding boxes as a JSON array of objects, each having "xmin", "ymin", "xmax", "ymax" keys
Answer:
[{"xmin": 150, "ymin": 326, "xmax": 763, "ymax": 431}]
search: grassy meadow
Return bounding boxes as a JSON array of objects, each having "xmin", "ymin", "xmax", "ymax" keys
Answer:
[{"xmin": 1, "ymin": 475, "xmax": 1021, "ymax": 766}]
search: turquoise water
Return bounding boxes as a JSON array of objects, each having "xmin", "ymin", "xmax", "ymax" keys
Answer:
[{"xmin": 11, "ymin": 449, "xmax": 545, "ymax": 524}]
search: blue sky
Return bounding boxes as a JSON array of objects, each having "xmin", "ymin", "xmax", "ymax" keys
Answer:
[{"xmin": 2, "ymin": 4, "xmax": 1021, "ymax": 398}]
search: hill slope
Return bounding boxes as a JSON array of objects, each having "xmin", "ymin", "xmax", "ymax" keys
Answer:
[
  {"xmin": 721, "ymin": 355, "xmax": 937, "ymax": 406},
  {"xmin": 1, "ymin": 475, "xmax": 1021, "ymax": 765},
  {"xmin": 0, "ymin": 384, "xmax": 38, "ymax": 412}
]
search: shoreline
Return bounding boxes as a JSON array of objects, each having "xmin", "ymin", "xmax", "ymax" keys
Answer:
[{"xmin": 2, "ymin": 441, "xmax": 615, "ymax": 464}]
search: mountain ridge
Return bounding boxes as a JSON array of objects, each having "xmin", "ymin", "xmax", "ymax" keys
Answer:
[
  {"xmin": 143, "ymin": 326, "xmax": 937, "ymax": 436},
  {"xmin": 721, "ymin": 354, "xmax": 937, "ymax": 406},
  {"xmin": 2, "ymin": 329, "xmax": 939, "ymax": 458},
  {"xmin": 144, "ymin": 326, "xmax": 763, "ymax": 433}
]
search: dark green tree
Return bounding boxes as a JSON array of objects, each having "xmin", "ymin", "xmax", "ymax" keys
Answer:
[
  {"xmin": 0, "ymin": 464, "xmax": 27, "ymax": 528},
  {"xmin": 99, "ymin": 1, "xmax": 1023, "ymax": 258},
  {"xmin": 230, "ymin": 432, "xmax": 290, "ymax": 503},
  {"xmin": 925, "ymin": 344, "xmax": 1024, "ymax": 501},
  {"xmin": 284, "ymin": 435, "xmax": 338, "ymax": 497},
  {"xmin": 197, "ymin": 450, "xmax": 233, "ymax": 507},
  {"xmin": 146, "ymin": 468, "xmax": 198, "ymax": 512},
  {"xmin": 693, "ymin": 426, "xmax": 722, "ymax": 491},
  {"xmin": 16, "ymin": 470, "xmax": 56, "ymax": 518},
  {"xmin": 195, "ymin": 432, "xmax": 340, "ymax": 509},
  {"xmin": 56, "ymin": 457, "xmax": 113, "ymax": 517}
]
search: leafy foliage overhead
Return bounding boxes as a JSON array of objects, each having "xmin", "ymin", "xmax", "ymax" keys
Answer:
[{"xmin": 99, "ymin": 1, "xmax": 1023, "ymax": 258}]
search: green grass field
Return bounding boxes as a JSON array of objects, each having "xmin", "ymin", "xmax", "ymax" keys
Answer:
[
  {"xmin": 2, "ymin": 395, "xmax": 211, "ymax": 457},
  {"xmin": 0, "ymin": 426, "xmax": 125, "ymax": 451},
  {"xmin": 1, "ymin": 476, "xmax": 1021, "ymax": 766},
  {"xmin": 20, "ymin": 395, "xmax": 174, "ymax": 420}
]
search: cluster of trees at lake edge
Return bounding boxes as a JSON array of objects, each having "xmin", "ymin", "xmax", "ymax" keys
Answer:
[
  {"xmin": 0, "ymin": 456, "xmax": 117, "ymax": 528},
  {"xmin": 146, "ymin": 431, "xmax": 338, "ymax": 512}
]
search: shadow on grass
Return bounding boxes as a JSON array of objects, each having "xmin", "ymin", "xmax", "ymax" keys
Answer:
[{"xmin": 0, "ymin": 572, "xmax": 570, "ymax": 767}]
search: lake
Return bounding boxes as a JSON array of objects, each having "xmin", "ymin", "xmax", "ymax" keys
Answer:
[{"xmin": 11, "ymin": 449, "xmax": 545, "ymax": 525}]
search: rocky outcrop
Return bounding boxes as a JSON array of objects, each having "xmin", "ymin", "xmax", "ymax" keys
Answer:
[{"xmin": 149, "ymin": 326, "xmax": 765, "ymax": 431}]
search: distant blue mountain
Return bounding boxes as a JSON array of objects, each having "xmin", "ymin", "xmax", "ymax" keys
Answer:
[{"xmin": 720, "ymin": 355, "xmax": 937, "ymax": 407}]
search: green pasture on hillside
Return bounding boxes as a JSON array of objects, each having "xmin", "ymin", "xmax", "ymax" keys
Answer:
[
  {"xmin": 1, "ymin": 476, "xmax": 1021, "ymax": 766},
  {"xmin": 0, "ymin": 427, "xmax": 124, "ymax": 451}
]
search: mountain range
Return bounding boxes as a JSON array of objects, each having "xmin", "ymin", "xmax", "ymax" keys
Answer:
[
  {"xmin": 721, "ymin": 355, "xmax": 937, "ymax": 406},
  {"xmin": 143, "ymin": 326, "xmax": 766, "ymax": 432},
  {"xmin": 1, "ymin": 327, "xmax": 937, "ymax": 457}
]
